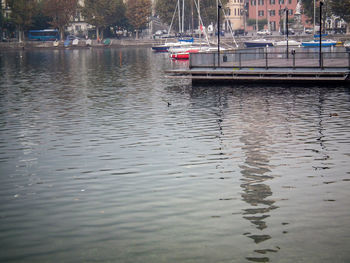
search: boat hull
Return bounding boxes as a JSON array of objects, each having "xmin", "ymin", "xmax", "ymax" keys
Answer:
[
  {"xmin": 171, "ymin": 53, "xmax": 190, "ymax": 60},
  {"xmin": 274, "ymin": 40, "xmax": 301, "ymax": 47},
  {"xmin": 302, "ymin": 41, "xmax": 337, "ymax": 47},
  {"xmin": 64, "ymin": 40, "xmax": 70, "ymax": 47},
  {"xmin": 244, "ymin": 41, "xmax": 274, "ymax": 48},
  {"xmin": 170, "ymin": 49, "xmax": 199, "ymax": 60},
  {"xmin": 152, "ymin": 46, "xmax": 170, "ymax": 52}
]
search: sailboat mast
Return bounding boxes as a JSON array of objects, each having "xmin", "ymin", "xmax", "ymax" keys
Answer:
[
  {"xmin": 198, "ymin": 0, "xmax": 201, "ymax": 47},
  {"xmin": 191, "ymin": 0, "xmax": 194, "ymax": 34},
  {"xmin": 182, "ymin": 0, "xmax": 185, "ymax": 33},
  {"xmin": 178, "ymin": 0, "xmax": 181, "ymax": 33}
]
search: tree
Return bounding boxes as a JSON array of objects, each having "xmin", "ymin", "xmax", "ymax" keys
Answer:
[
  {"xmin": 30, "ymin": 1, "xmax": 52, "ymax": 30},
  {"xmin": 330, "ymin": 0, "xmax": 350, "ymax": 34},
  {"xmin": 301, "ymin": 0, "xmax": 314, "ymax": 22},
  {"xmin": 155, "ymin": 0, "xmax": 178, "ymax": 30},
  {"xmin": 43, "ymin": 0, "xmax": 78, "ymax": 40},
  {"xmin": 82, "ymin": 0, "xmax": 126, "ymax": 40},
  {"xmin": 126, "ymin": 0, "xmax": 152, "ymax": 39},
  {"xmin": 7, "ymin": 0, "xmax": 38, "ymax": 42},
  {"xmin": 247, "ymin": 18, "xmax": 267, "ymax": 30},
  {"xmin": 0, "ymin": 3, "xmax": 3, "ymax": 26},
  {"xmin": 200, "ymin": 0, "xmax": 228, "ymax": 27},
  {"xmin": 0, "ymin": 4, "xmax": 3, "ymax": 41},
  {"xmin": 302, "ymin": 0, "xmax": 332, "ymax": 28}
]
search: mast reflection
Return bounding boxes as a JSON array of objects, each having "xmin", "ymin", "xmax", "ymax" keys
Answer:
[{"xmin": 239, "ymin": 109, "xmax": 278, "ymax": 262}]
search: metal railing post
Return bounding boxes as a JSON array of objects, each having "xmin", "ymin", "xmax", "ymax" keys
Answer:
[
  {"xmin": 265, "ymin": 50, "xmax": 268, "ymax": 69},
  {"xmin": 213, "ymin": 53, "xmax": 216, "ymax": 68},
  {"xmin": 293, "ymin": 51, "xmax": 295, "ymax": 69},
  {"xmin": 239, "ymin": 53, "xmax": 242, "ymax": 69},
  {"xmin": 348, "ymin": 52, "xmax": 350, "ymax": 70}
]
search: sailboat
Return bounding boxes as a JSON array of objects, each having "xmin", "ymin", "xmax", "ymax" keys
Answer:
[
  {"xmin": 152, "ymin": 0, "xmax": 192, "ymax": 52},
  {"xmin": 301, "ymin": 39, "xmax": 337, "ymax": 47},
  {"xmin": 167, "ymin": 0, "xmax": 235, "ymax": 60}
]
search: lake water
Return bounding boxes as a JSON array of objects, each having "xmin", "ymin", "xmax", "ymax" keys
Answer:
[{"xmin": 0, "ymin": 48, "xmax": 349, "ymax": 263}]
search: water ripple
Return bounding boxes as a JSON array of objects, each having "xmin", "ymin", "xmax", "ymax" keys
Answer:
[{"xmin": 1, "ymin": 48, "xmax": 350, "ymax": 263}]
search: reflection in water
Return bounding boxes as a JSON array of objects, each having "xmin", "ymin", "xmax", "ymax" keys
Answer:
[{"xmin": 239, "ymin": 99, "xmax": 278, "ymax": 262}]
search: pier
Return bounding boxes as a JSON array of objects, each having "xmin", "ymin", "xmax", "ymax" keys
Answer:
[{"xmin": 166, "ymin": 48, "xmax": 350, "ymax": 84}]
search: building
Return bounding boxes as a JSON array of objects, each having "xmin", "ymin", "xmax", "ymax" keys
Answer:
[
  {"xmin": 66, "ymin": 0, "xmax": 93, "ymax": 37},
  {"xmin": 1, "ymin": 0, "xmax": 11, "ymax": 19},
  {"xmin": 247, "ymin": 0, "xmax": 309, "ymax": 32},
  {"xmin": 225, "ymin": 0, "xmax": 245, "ymax": 31}
]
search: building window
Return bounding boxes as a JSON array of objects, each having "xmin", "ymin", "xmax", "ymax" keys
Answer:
[
  {"xmin": 288, "ymin": 0, "xmax": 292, "ymax": 4},
  {"xmin": 279, "ymin": 0, "xmax": 284, "ymax": 4},
  {"xmin": 258, "ymin": 10, "xmax": 264, "ymax": 16},
  {"xmin": 258, "ymin": 0, "xmax": 264, "ymax": 5},
  {"xmin": 251, "ymin": 0, "xmax": 256, "ymax": 6},
  {"xmin": 269, "ymin": 10, "xmax": 276, "ymax": 16},
  {"xmin": 288, "ymin": 9, "xmax": 293, "ymax": 15},
  {"xmin": 270, "ymin": 0, "xmax": 275, "ymax": 4}
]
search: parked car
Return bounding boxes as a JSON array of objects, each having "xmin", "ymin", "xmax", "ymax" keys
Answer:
[
  {"xmin": 234, "ymin": 29, "xmax": 247, "ymax": 36},
  {"xmin": 280, "ymin": 28, "xmax": 295, "ymax": 35},
  {"xmin": 154, "ymin": 30, "xmax": 163, "ymax": 36},
  {"xmin": 257, "ymin": 29, "xmax": 272, "ymax": 36},
  {"xmin": 305, "ymin": 28, "xmax": 313, "ymax": 34},
  {"xmin": 66, "ymin": 35, "xmax": 80, "ymax": 41}
]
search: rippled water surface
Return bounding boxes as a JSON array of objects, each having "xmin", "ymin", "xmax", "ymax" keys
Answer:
[{"xmin": 0, "ymin": 48, "xmax": 350, "ymax": 263}]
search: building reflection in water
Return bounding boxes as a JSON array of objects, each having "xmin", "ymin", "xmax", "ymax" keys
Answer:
[{"xmin": 239, "ymin": 101, "xmax": 279, "ymax": 262}]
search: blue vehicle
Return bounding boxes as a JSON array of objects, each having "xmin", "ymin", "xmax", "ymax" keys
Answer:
[{"xmin": 28, "ymin": 29, "xmax": 59, "ymax": 41}]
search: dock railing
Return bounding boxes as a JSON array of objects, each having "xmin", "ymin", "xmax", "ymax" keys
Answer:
[{"xmin": 189, "ymin": 48, "xmax": 350, "ymax": 70}]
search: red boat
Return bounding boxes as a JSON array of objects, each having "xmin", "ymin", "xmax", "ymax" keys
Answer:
[{"xmin": 170, "ymin": 49, "xmax": 200, "ymax": 60}]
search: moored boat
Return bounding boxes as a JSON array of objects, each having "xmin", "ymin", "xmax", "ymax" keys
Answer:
[
  {"xmin": 152, "ymin": 45, "xmax": 171, "ymax": 52},
  {"xmin": 244, "ymin": 39, "xmax": 274, "ymax": 48},
  {"xmin": 64, "ymin": 39, "xmax": 70, "ymax": 47},
  {"xmin": 72, "ymin": 39, "xmax": 79, "ymax": 46},
  {"xmin": 274, "ymin": 40, "xmax": 301, "ymax": 47},
  {"xmin": 170, "ymin": 48, "xmax": 200, "ymax": 60},
  {"xmin": 301, "ymin": 39, "xmax": 337, "ymax": 47},
  {"xmin": 152, "ymin": 40, "xmax": 194, "ymax": 52}
]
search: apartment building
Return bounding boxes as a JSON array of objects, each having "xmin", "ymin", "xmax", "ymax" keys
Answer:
[
  {"xmin": 66, "ymin": 0, "xmax": 92, "ymax": 37},
  {"xmin": 247, "ymin": 0, "xmax": 309, "ymax": 32},
  {"xmin": 224, "ymin": 0, "xmax": 245, "ymax": 31}
]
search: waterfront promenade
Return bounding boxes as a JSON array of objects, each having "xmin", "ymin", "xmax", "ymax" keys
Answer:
[{"xmin": 166, "ymin": 49, "xmax": 350, "ymax": 84}]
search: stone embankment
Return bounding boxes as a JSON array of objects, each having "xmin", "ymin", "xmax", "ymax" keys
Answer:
[
  {"xmin": 0, "ymin": 38, "xmax": 156, "ymax": 50},
  {"xmin": 0, "ymin": 35, "xmax": 349, "ymax": 50}
]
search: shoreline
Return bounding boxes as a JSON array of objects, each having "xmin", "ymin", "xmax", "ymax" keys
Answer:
[
  {"xmin": 1, "ymin": 35, "xmax": 349, "ymax": 50},
  {"xmin": 0, "ymin": 38, "xmax": 158, "ymax": 50}
]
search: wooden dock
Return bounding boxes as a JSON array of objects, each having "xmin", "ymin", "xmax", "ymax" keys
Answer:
[{"xmin": 166, "ymin": 50, "xmax": 350, "ymax": 85}]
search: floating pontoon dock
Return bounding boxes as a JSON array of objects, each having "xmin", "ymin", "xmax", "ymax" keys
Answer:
[{"xmin": 166, "ymin": 49, "xmax": 350, "ymax": 84}]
